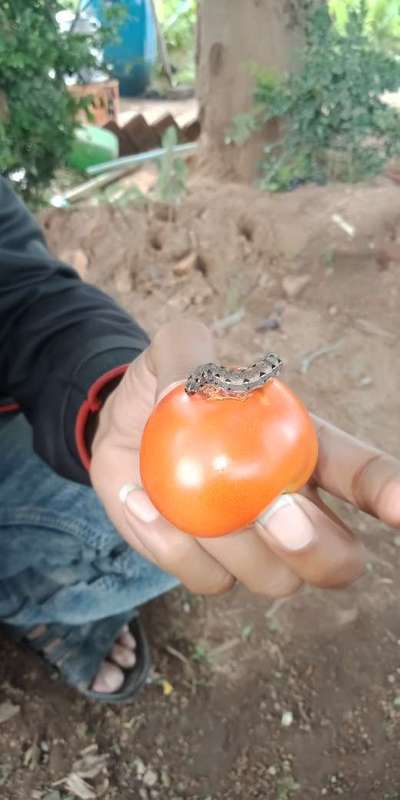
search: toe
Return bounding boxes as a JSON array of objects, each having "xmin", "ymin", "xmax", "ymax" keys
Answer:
[
  {"xmin": 117, "ymin": 626, "xmax": 137, "ymax": 650},
  {"xmin": 110, "ymin": 642, "xmax": 137, "ymax": 669},
  {"xmin": 91, "ymin": 660, "xmax": 125, "ymax": 693}
]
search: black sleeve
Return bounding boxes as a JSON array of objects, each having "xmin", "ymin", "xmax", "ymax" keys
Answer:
[{"xmin": 0, "ymin": 177, "xmax": 150, "ymax": 485}]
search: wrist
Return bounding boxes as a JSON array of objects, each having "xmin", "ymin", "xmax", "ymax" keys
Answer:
[
  {"xmin": 75, "ymin": 365, "xmax": 129, "ymax": 471},
  {"xmin": 85, "ymin": 375, "xmax": 121, "ymax": 456}
]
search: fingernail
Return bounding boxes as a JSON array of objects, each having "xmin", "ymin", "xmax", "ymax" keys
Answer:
[
  {"xmin": 119, "ymin": 483, "xmax": 159, "ymax": 523},
  {"xmin": 257, "ymin": 495, "xmax": 315, "ymax": 551},
  {"xmin": 119, "ymin": 484, "xmax": 136, "ymax": 504}
]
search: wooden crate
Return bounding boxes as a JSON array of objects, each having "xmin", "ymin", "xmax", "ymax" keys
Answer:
[{"xmin": 68, "ymin": 79, "xmax": 120, "ymax": 127}]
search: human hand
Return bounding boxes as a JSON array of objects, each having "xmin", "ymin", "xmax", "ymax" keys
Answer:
[{"xmin": 91, "ymin": 320, "xmax": 400, "ymax": 597}]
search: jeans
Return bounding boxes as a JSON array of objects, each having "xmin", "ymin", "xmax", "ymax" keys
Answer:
[{"xmin": 0, "ymin": 413, "xmax": 178, "ymax": 687}]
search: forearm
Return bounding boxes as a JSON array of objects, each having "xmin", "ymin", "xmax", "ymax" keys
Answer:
[{"xmin": 0, "ymin": 177, "xmax": 149, "ymax": 484}]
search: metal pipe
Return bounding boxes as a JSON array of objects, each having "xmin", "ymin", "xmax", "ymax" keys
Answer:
[
  {"xmin": 85, "ymin": 141, "xmax": 198, "ymax": 176},
  {"xmin": 49, "ymin": 168, "xmax": 128, "ymax": 207}
]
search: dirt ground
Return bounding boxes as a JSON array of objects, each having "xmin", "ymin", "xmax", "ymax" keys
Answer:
[{"xmin": 1, "ymin": 176, "xmax": 400, "ymax": 800}]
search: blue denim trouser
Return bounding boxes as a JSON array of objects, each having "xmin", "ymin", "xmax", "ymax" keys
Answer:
[{"xmin": 0, "ymin": 413, "xmax": 178, "ymax": 687}]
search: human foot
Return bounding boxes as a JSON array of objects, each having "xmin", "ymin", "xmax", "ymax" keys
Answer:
[
  {"xmin": 22, "ymin": 616, "xmax": 149, "ymax": 702},
  {"xmin": 91, "ymin": 624, "xmax": 137, "ymax": 693}
]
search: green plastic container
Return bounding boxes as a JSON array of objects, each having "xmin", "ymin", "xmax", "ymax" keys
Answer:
[{"xmin": 67, "ymin": 125, "xmax": 119, "ymax": 172}]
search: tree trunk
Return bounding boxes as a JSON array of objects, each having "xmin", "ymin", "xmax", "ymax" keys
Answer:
[{"xmin": 196, "ymin": 0, "xmax": 312, "ymax": 182}]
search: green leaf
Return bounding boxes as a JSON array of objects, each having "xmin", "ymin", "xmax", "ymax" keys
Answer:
[
  {"xmin": 241, "ymin": 1, "xmax": 400, "ymax": 192},
  {"xmin": 0, "ymin": 1, "xmax": 125, "ymax": 201}
]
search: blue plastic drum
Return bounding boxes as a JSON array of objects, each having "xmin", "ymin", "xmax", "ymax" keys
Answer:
[{"xmin": 90, "ymin": 0, "xmax": 157, "ymax": 96}]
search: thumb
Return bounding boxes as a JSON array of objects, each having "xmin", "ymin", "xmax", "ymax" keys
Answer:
[
  {"xmin": 255, "ymin": 493, "xmax": 365, "ymax": 588},
  {"xmin": 148, "ymin": 319, "xmax": 216, "ymax": 399}
]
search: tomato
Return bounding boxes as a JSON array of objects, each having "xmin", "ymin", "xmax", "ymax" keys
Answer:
[{"xmin": 139, "ymin": 379, "xmax": 318, "ymax": 537}]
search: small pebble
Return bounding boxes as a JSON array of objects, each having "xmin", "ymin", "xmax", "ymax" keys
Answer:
[
  {"xmin": 134, "ymin": 757, "xmax": 146, "ymax": 777},
  {"xmin": 256, "ymin": 316, "xmax": 281, "ymax": 332},
  {"xmin": 173, "ymin": 252, "xmax": 197, "ymax": 277},
  {"xmin": 282, "ymin": 274, "xmax": 311, "ymax": 300},
  {"xmin": 281, "ymin": 710, "xmax": 294, "ymax": 728},
  {"xmin": 393, "ymin": 696, "xmax": 400, "ymax": 707},
  {"xmin": 143, "ymin": 768, "xmax": 158, "ymax": 788},
  {"xmin": 161, "ymin": 769, "xmax": 171, "ymax": 788},
  {"xmin": 359, "ymin": 376, "xmax": 373, "ymax": 387}
]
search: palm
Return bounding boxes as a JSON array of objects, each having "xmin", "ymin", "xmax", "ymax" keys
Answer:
[{"xmin": 90, "ymin": 321, "xmax": 400, "ymax": 598}]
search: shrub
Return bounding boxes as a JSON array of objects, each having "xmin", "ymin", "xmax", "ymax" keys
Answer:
[
  {"xmin": 0, "ymin": 1, "xmax": 123, "ymax": 200},
  {"xmin": 228, "ymin": 3, "xmax": 400, "ymax": 190}
]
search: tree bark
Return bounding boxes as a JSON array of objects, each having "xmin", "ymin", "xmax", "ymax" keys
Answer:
[{"xmin": 196, "ymin": 0, "xmax": 313, "ymax": 182}]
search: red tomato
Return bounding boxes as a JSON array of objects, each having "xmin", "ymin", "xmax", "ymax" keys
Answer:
[{"xmin": 140, "ymin": 379, "xmax": 318, "ymax": 537}]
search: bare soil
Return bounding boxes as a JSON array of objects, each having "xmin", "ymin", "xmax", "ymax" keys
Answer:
[{"xmin": 1, "ymin": 176, "xmax": 400, "ymax": 800}]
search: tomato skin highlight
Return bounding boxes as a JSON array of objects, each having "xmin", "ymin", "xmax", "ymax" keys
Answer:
[{"xmin": 139, "ymin": 379, "xmax": 318, "ymax": 537}]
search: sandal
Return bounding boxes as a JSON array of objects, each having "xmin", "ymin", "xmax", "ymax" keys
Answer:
[{"xmin": 2, "ymin": 609, "xmax": 151, "ymax": 704}]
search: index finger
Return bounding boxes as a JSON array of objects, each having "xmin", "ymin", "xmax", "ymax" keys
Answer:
[{"xmin": 312, "ymin": 416, "xmax": 400, "ymax": 528}]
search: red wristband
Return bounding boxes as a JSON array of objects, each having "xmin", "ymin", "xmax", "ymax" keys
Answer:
[
  {"xmin": 75, "ymin": 364, "xmax": 129, "ymax": 471},
  {"xmin": 0, "ymin": 402, "xmax": 20, "ymax": 414}
]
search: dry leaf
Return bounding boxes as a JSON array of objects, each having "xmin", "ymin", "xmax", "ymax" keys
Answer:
[
  {"xmin": 123, "ymin": 713, "xmax": 145, "ymax": 733},
  {"xmin": 96, "ymin": 777, "xmax": 110, "ymax": 798},
  {"xmin": 53, "ymin": 745, "xmax": 109, "ymax": 799},
  {"xmin": 80, "ymin": 744, "xmax": 98, "ymax": 757},
  {"xmin": 24, "ymin": 740, "xmax": 41, "ymax": 769},
  {"xmin": 72, "ymin": 752, "xmax": 109, "ymax": 780},
  {"xmin": 0, "ymin": 701, "xmax": 20, "ymax": 723},
  {"xmin": 60, "ymin": 773, "xmax": 96, "ymax": 799}
]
